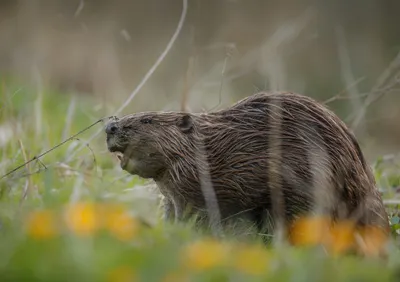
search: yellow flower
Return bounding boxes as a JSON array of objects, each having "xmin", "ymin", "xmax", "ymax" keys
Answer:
[
  {"xmin": 182, "ymin": 239, "xmax": 230, "ymax": 271},
  {"xmin": 289, "ymin": 216, "xmax": 331, "ymax": 246},
  {"xmin": 328, "ymin": 220, "xmax": 356, "ymax": 255},
  {"xmin": 233, "ymin": 244, "xmax": 269, "ymax": 275},
  {"xmin": 356, "ymin": 226, "xmax": 388, "ymax": 257},
  {"xmin": 64, "ymin": 202, "xmax": 99, "ymax": 236},
  {"xmin": 107, "ymin": 265, "xmax": 137, "ymax": 282},
  {"xmin": 26, "ymin": 210, "xmax": 58, "ymax": 239},
  {"xmin": 104, "ymin": 205, "xmax": 140, "ymax": 241}
]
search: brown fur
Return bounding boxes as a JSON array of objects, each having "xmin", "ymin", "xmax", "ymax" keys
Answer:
[{"xmin": 105, "ymin": 91, "xmax": 389, "ymax": 236}]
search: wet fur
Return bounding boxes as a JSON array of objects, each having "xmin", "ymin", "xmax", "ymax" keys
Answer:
[{"xmin": 106, "ymin": 91, "xmax": 389, "ymax": 235}]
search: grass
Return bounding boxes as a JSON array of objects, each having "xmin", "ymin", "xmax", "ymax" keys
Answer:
[{"xmin": 1, "ymin": 80, "xmax": 400, "ymax": 281}]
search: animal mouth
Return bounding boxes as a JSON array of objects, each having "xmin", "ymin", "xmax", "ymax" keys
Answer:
[
  {"xmin": 107, "ymin": 144, "xmax": 126, "ymax": 162},
  {"xmin": 107, "ymin": 144, "xmax": 124, "ymax": 153},
  {"xmin": 106, "ymin": 138, "xmax": 135, "ymax": 163},
  {"xmin": 106, "ymin": 135, "xmax": 137, "ymax": 165},
  {"xmin": 115, "ymin": 152, "xmax": 123, "ymax": 161}
]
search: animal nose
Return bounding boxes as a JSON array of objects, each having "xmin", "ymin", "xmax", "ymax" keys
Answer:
[{"xmin": 105, "ymin": 122, "xmax": 118, "ymax": 134}]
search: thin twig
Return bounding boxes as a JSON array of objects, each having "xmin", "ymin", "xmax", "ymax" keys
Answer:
[
  {"xmin": 66, "ymin": 0, "xmax": 189, "ymax": 162},
  {"xmin": 323, "ymin": 76, "xmax": 365, "ymax": 105},
  {"xmin": 324, "ymin": 91, "xmax": 369, "ymax": 105},
  {"xmin": 351, "ymin": 51, "xmax": 400, "ymax": 130},
  {"xmin": 114, "ymin": 0, "xmax": 188, "ymax": 116},
  {"xmin": 346, "ymin": 76, "xmax": 400, "ymax": 123},
  {"xmin": 73, "ymin": 137, "xmax": 98, "ymax": 176},
  {"xmin": 35, "ymin": 158, "xmax": 48, "ymax": 170},
  {"xmin": 18, "ymin": 139, "xmax": 32, "ymax": 204},
  {"xmin": 208, "ymin": 46, "xmax": 233, "ymax": 112},
  {"xmin": 0, "ymin": 117, "xmax": 110, "ymax": 181}
]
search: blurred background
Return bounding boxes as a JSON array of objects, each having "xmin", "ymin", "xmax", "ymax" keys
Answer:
[{"xmin": 0, "ymin": 0, "xmax": 399, "ymax": 160}]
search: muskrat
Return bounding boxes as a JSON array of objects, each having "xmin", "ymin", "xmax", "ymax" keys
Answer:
[{"xmin": 105, "ymin": 91, "xmax": 389, "ymax": 236}]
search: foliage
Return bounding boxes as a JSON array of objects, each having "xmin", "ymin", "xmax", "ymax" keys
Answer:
[{"xmin": 1, "ymin": 81, "xmax": 400, "ymax": 281}]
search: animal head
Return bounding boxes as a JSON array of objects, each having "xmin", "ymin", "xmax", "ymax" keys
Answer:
[{"xmin": 105, "ymin": 112, "xmax": 195, "ymax": 179}]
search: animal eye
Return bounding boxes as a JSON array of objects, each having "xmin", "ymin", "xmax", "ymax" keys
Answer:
[{"xmin": 140, "ymin": 118, "xmax": 152, "ymax": 124}]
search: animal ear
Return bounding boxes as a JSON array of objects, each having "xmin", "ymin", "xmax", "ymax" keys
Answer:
[{"xmin": 177, "ymin": 114, "xmax": 193, "ymax": 133}]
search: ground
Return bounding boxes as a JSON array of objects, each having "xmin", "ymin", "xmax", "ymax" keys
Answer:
[{"xmin": 1, "ymin": 81, "xmax": 400, "ymax": 282}]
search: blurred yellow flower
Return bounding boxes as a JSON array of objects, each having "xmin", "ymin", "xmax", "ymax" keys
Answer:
[
  {"xmin": 356, "ymin": 226, "xmax": 388, "ymax": 257},
  {"xmin": 233, "ymin": 244, "xmax": 269, "ymax": 275},
  {"xmin": 182, "ymin": 238, "xmax": 230, "ymax": 271},
  {"xmin": 26, "ymin": 210, "xmax": 58, "ymax": 239},
  {"xmin": 328, "ymin": 220, "xmax": 356, "ymax": 255},
  {"xmin": 289, "ymin": 216, "xmax": 389, "ymax": 257},
  {"xmin": 64, "ymin": 202, "xmax": 99, "ymax": 236},
  {"xmin": 289, "ymin": 216, "xmax": 331, "ymax": 246},
  {"xmin": 107, "ymin": 265, "xmax": 137, "ymax": 282},
  {"xmin": 104, "ymin": 205, "xmax": 140, "ymax": 241}
]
